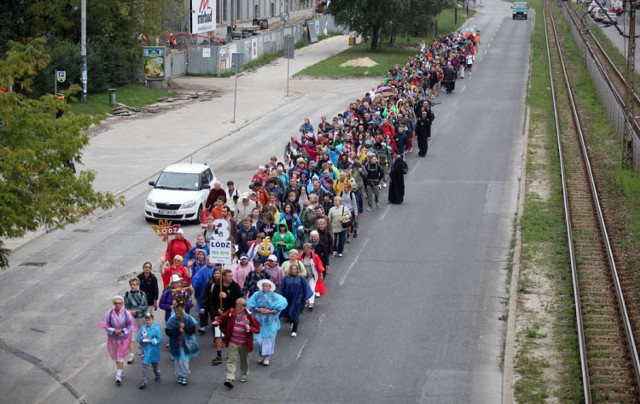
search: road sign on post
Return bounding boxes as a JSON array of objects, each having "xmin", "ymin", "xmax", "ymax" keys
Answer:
[
  {"xmin": 232, "ymin": 53, "xmax": 245, "ymax": 72},
  {"xmin": 284, "ymin": 35, "xmax": 295, "ymax": 97},
  {"xmin": 284, "ymin": 36, "xmax": 295, "ymax": 59}
]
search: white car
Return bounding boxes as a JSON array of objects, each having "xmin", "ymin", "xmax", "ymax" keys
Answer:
[{"xmin": 144, "ymin": 163, "xmax": 216, "ymax": 223}]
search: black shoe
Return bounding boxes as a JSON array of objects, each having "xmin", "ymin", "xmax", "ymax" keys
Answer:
[
  {"xmin": 139, "ymin": 383, "xmax": 146, "ymax": 389},
  {"xmin": 353, "ymin": 232, "xmax": 358, "ymax": 238},
  {"xmin": 211, "ymin": 356, "xmax": 223, "ymax": 365},
  {"xmin": 198, "ymin": 328, "xmax": 206, "ymax": 335},
  {"xmin": 224, "ymin": 379, "xmax": 234, "ymax": 388}
]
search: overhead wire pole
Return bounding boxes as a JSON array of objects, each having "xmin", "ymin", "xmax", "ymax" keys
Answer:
[
  {"xmin": 80, "ymin": 0, "xmax": 87, "ymax": 103},
  {"xmin": 624, "ymin": 0, "xmax": 636, "ymax": 168}
]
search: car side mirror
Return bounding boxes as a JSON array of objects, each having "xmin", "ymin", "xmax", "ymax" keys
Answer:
[
  {"xmin": 149, "ymin": 181, "xmax": 155, "ymax": 186},
  {"xmin": 202, "ymin": 182, "xmax": 211, "ymax": 190}
]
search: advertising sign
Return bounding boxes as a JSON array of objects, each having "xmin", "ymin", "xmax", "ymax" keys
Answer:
[
  {"xmin": 151, "ymin": 219, "xmax": 181, "ymax": 241},
  {"xmin": 143, "ymin": 47, "xmax": 166, "ymax": 80},
  {"xmin": 191, "ymin": 0, "xmax": 216, "ymax": 34}
]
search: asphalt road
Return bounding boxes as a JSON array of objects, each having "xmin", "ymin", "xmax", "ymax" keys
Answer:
[{"xmin": 0, "ymin": 1, "xmax": 531, "ymax": 403}]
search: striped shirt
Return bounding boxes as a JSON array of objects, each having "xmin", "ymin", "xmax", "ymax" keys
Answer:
[{"xmin": 230, "ymin": 314, "xmax": 248, "ymax": 346}]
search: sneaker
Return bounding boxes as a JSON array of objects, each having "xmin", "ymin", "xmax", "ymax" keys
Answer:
[
  {"xmin": 332, "ymin": 252, "xmax": 337, "ymax": 256},
  {"xmin": 366, "ymin": 207, "xmax": 373, "ymax": 212},
  {"xmin": 338, "ymin": 253, "xmax": 343, "ymax": 257},
  {"xmin": 211, "ymin": 356, "xmax": 223, "ymax": 366},
  {"xmin": 224, "ymin": 379, "xmax": 234, "ymax": 389},
  {"xmin": 263, "ymin": 357, "xmax": 270, "ymax": 366},
  {"xmin": 127, "ymin": 353, "xmax": 134, "ymax": 364},
  {"xmin": 291, "ymin": 332, "xmax": 297, "ymax": 337},
  {"xmin": 315, "ymin": 292, "xmax": 320, "ymax": 298},
  {"xmin": 166, "ymin": 343, "xmax": 169, "ymax": 348},
  {"xmin": 378, "ymin": 184, "xmax": 382, "ymax": 190},
  {"xmin": 383, "ymin": 183, "xmax": 387, "ymax": 188},
  {"xmin": 240, "ymin": 376, "xmax": 247, "ymax": 383},
  {"xmin": 115, "ymin": 376, "xmax": 122, "ymax": 385},
  {"xmin": 181, "ymin": 377, "xmax": 188, "ymax": 386},
  {"xmin": 198, "ymin": 328, "xmax": 206, "ymax": 335},
  {"xmin": 258, "ymin": 355, "xmax": 265, "ymax": 364},
  {"xmin": 308, "ymin": 304, "xmax": 313, "ymax": 311},
  {"xmin": 139, "ymin": 383, "xmax": 146, "ymax": 389},
  {"xmin": 177, "ymin": 377, "xmax": 183, "ymax": 384}
]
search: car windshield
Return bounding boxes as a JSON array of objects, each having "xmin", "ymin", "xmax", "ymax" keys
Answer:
[
  {"xmin": 514, "ymin": 2, "xmax": 527, "ymax": 7},
  {"xmin": 155, "ymin": 172, "xmax": 200, "ymax": 191}
]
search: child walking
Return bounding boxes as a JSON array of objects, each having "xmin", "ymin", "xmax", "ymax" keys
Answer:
[{"xmin": 137, "ymin": 312, "xmax": 162, "ymax": 389}]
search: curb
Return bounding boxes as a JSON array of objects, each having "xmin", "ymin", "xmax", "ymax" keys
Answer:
[{"xmin": 502, "ymin": 105, "xmax": 530, "ymax": 404}]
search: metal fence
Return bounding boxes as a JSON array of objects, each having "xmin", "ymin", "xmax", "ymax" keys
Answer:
[
  {"xmin": 185, "ymin": 15, "xmax": 348, "ymax": 76},
  {"xmin": 561, "ymin": 5, "xmax": 640, "ymax": 173},
  {"xmin": 165, "ymin": 51, "xmax": 187, "ymax": 79}
]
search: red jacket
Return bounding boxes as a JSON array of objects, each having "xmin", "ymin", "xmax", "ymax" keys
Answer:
[
  {"xmin": 165, "ymin": 237, "xmax": 191, "ymax": 262},
  {"xmin": 215, "ymin": 309, "xmax": 260, "ymax": 352},
  {"xmin": 161, "ymin": 264, "xmax": 190, "ymax": 289}
]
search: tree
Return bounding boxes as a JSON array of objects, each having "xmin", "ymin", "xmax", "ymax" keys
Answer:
[
  {"xmin": 330, "ymin": 0, "xmax": 453, "ymax": 50},
  {"xmin": 0, "ymin": 39, "xmax": 122, "ymax": 268}
]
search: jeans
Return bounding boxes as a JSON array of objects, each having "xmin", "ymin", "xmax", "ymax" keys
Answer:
[
  {"xmin": 355, "ymin": 191, "xmax": 364, "ymax": 214},
  {"xmin": 333, "ymin": 230, "xmax": 346, "ymax": 254}
]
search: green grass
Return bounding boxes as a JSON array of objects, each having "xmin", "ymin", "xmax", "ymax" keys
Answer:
[
  {"xmin": 295, "ymin": 8, "xmax": 476, "ymax": 79},
  {"xmin": 68, "ymin": 84, "xmax": 176, "ymax": 118},
  {"xmin": 514, "ymin": 0, "xmax": 583, "ymax": 401}
]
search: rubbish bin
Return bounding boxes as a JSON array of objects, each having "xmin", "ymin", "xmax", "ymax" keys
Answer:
[
  {"xmin": 348, "ymin": 36, "xmax": 355, "ymax": 46},
  {"xmin": 108, "ymin": 88, "xmax": 116, "ymax": 106}
]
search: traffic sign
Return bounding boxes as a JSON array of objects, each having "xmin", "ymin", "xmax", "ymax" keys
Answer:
[
  {"xmin": 284, "ymin": 36, "xmax": 295, "ymax": 59},
  {"xmin": 56, "ymin": 70, "xmax": 66, "ymax": 83}
]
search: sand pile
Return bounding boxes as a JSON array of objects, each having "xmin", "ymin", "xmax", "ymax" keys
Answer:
[{"xmin": 340, "ymin": 57, "xmax": 378, "ymax": 67}]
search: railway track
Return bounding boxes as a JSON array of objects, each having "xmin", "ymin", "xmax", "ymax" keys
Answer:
[
  {"xmin": 544, "ymin": 1, "xmax": 640, "ymax": 401},
  {"xmin": 563, "ymin": 1, "xmax": 640, "ymax": 136}
]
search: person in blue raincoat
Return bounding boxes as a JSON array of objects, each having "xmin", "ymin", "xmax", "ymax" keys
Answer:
[
  {"xmin": 246, "ymin": 279, "xmax": 288, "ymax": 366},
  {"xmin": 137, "ymin": 312, "xmax": 163, "ymax": 389},
  {"xmin": 277, "ymin": 264, "xmax": 313, "ymax": 338},
  {"xmin": 190, "ymin": 255, "xmax": 215, "ymax": 334},
  {"xmin": 165, "ymin": 300, "xmax": 199, "ymax": 386}
]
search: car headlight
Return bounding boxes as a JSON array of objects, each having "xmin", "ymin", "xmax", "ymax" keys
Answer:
[
  {"xmin": 182, "ymin": 200, "xmax": 197, "ymax": 209},
  {"xmin": 146, "ymin": 198, "xmax": 155, "ymax": 207}
]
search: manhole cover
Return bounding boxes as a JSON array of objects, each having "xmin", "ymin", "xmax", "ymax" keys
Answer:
[{"xmin": 19, "ymin": 262, "xmax": 47, "ymax": 267}]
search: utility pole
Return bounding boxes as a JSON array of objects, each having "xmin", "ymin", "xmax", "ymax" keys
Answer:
[
  {"xmin": 80, "ymin": 0, "xmax": 87, "ymax": 103},
  {"xmin": 624, "ymin": 0, "xmax": 636, "ymax": 168},
  {"xmin": 227, "ymin": 0, "xmax": 232, "ymax": 41}
]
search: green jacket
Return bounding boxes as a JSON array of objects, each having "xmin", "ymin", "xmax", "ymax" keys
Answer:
[{"xmin": 272, "ymin": 228, "xmax": 295, "ymax": 253}]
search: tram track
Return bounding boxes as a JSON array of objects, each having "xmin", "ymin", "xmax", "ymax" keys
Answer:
[{"xmin": 544, "ymin": 1, "xmax": 640, "ymax": 401}]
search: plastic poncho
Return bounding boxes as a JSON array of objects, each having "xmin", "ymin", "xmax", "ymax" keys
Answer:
[
  {"xmin": 246, "ymin": 290, "xmax": 288, "ymax": 339},
  {"xmin": 137, "ymin": 322, "xmax": 163, "ymax": 364}
]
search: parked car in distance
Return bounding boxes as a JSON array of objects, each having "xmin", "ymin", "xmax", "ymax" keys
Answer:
[
  {"xmin": 593, "ymin": 8, "xmax": 608, "ymax": 21},
  {"xmin": 512, "ymin": 2, "xmax": 529, "ymax": 19},
  {"xmin": 609, "ymin": 1, "xmax": 623, "ymax": 14},
  {"xmin": 144, "ymin": 163, "xmax": 216, "ymax": 223},
  {"xmin": 604, "ymin": 12, "xmax": 618, "ymax": 24}
]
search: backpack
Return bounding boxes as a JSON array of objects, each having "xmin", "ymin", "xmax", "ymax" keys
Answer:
[{"xmin": 402, "ymin": 160, "xmax": 409, "ymax": 175}]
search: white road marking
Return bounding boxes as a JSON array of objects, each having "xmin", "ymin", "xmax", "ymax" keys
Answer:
[
  {"xmin": 379, "ymin": 204, "xmax": 391, "ymax": 221},
  {"xmin": 339, "ymin": 237, "xmax": 370, "ymax": 286},
  {"xmin": 410, "ymin": 160, "xmax": 420, "ymax": 175},
  {"xmin": 296, "ymin": 339, "xmax": 308, "ymax": 361},
  {"xmin": 460, "ymin": 85, "xmax": 466, "ymax": 93}
]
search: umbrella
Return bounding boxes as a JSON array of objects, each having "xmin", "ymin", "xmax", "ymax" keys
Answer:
[
  {"xmin": 376, "ymin": 91, "xmax": 396, "ymax": 98},
  {"xmin": 375, "ymin": 86, "xmax": 392, "ymax": 94}
]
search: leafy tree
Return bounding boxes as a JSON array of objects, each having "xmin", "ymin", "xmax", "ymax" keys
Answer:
[
  {"xmin": 0, "ymin": 39, "xmax": 122, "ymax": 268},
  {"xmin": 330, "ymin": 0, "xmax": 453, "ymax": 50}
]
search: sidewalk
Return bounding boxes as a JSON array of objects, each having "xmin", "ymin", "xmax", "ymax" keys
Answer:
[{"xmin": 3, "ymin": 35, "xmax": 351, "ymax": 252}]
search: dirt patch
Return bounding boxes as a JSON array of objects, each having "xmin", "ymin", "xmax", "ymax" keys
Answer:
[{"xmin": 339, "ymin": 57, "xmax": 378, "ymax": 68}]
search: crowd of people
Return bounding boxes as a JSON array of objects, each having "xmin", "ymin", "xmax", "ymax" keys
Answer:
[{"xmin": 98, "ymin": 27, "xmax": 480, "ymax": 390}]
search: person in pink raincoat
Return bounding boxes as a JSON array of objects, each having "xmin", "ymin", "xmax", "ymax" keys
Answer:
[{"xmin": 97, "ymin": 295, "xmax": 138, "ymax": 385}]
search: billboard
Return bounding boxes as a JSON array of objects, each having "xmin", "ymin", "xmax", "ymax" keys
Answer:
[
  {"xmin": 142, "ymin": 47, "xmax": 166, "ymax": 80},
  {"xmin": 191, "ymin": 0, "xmax": 216, "ymax": 34}
]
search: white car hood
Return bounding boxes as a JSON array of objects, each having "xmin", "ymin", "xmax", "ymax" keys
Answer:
[{"xmin": 148, "ymin": 188, "xmax": 200, "ymax": 204}]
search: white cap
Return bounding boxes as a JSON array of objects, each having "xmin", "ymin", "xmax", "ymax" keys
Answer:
[
  {"xmin": 170, "ymin": 274, "xmax": 182, "ymax": 283},
  {"xmin": 176, "ymin": 228, "xmax": 184, "ymax": 234},
  {"xmin": 267, "ymin": 254, "xmax": 278, "ymax": 262}
]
